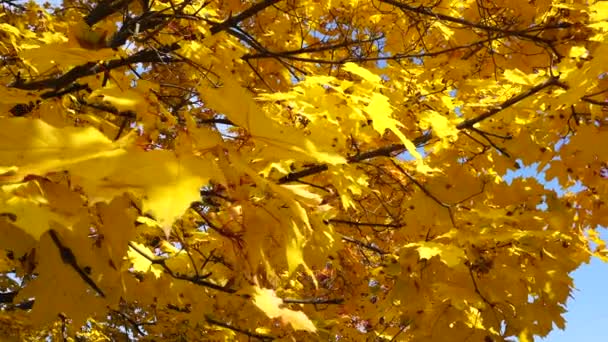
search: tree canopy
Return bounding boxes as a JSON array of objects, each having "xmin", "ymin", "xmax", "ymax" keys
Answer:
[{"xmin": 1, "ymin": 0, "xmax": 607, "ymax": 340}]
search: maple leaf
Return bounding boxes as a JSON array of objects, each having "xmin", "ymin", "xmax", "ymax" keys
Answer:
[{"xmin": 252, "ymin": 286, "xmax": 316, "ymax": 332}]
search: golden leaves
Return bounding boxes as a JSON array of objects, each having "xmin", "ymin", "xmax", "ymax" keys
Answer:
[
  {"xmin": 0, "ymin": 118, "xmax": 125, "ymax": 183},
  {"xmin": 0, "ymin": 118, "xmax": 224, "ymax": 236},
  {"xmin": 1, "ymin": 0, "xmax": 607, "ymax": 340},
  {"xmin": 407, "ymin": 241, "xmax": 466, "ymax": 268},
  {"xmin": 200, "ymin": 78, "xmax": 346, "ymax": 165},
  {"xmin": 72, "ymin": 151, "xmax": 221, "ymax": 235},
  {"xmin": 251, "ymin": 286, "xmax": 316, "ymax": 332},
  {"xmin": 342, "ymin": 62, "xmax": 382, "ymax": 84}
]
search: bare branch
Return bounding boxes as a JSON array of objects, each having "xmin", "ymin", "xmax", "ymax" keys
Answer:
[
  {"xmin": 127, "ymin": 242, "xmax": 236, "ymax": 293},
  {"xmin": 49, "ymin": 230, "xmax": 106, "ymax": 298},
  {"xmin": 210, "ymin": 0, "xmax": 281, "ymax": 34},
  {"xmin": 282, "ymin": 297, "xmax": 344, "ymax": 305},
  {"xmin": 341, "ymin": 235, "xmax": 388, "ymax": 255},
  {"xmin": 205, "ymin": 314, "xmax": 275, "ymax": 341},
  {"xmin": 13, "ymin": 43, "xmax": 180, "ymax": 91}
]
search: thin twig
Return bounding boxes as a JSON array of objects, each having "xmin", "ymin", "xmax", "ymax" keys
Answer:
[{"xmin": 205, "ymin": 315, "xmax": 275, "ymax": 341}]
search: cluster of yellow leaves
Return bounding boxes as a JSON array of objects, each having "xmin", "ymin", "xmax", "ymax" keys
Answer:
[{"xmin": 0, "ymin": 0, "xmax": 607, "ymax": 341}]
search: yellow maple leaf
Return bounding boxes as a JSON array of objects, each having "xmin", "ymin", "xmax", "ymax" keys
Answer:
[
  {"xmin": 71, "ymin": 151, "xmax": 220, "ymax": 236},
  {"xmin": 0, "ymin": 118, "xmax": 125, "ymax": 184},
  {"xmin": 408, "ymin": 241, "xmax": 466, "ymax": 268},
  {"xmin": 252, "ymin": 286, "xmax": 316, "ymax": 332},
  {"xmin": 343, "ymin": 62, "xmax": 382, "ymax": 84},
  {"xmin": 366, "ymin": 93, "xmax": 422, "ymax": 159}
]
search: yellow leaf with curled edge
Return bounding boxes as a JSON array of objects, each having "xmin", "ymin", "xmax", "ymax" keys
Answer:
[
  {"xmin": 285, "ymin": 218, "xmax": 307, "ymax": 275},
  {"xmin": 70, "ymin": 19, "xmax": 109, "ymax": 50},
  {"xmin": 0, "ymin": 183, "xmax": 56, "ymax": 240},
  {"xmin": 136, "ymin": 216, "xmax": 161, "ymax": 228},
  {"xmin": 252, "ymin": 286, "xmax": 317, "ymax": 332},
  {"xmin": 0, "ymin": 23, "xmax": 21, "ymax": 36},
  {"xmin": 366, "ymin": 93, "xmax": 422, "ymax": 159},
  {"xmin": 0, "ymin": 118, "xmax": 126, "ymax": 184},
  {"xmin": 343, "ymin": 62, "xmax": 382, "ymax": 84},
  {"xmin": 407, "ymin": 241, "xmax": 466, "ymax": 268},
  {"xmin": 590, "ymin": 1, "xmax": 608, "ymax": 22}
]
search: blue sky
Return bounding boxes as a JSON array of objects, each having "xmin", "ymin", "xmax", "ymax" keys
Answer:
[{"xmin": 547, "ymin": 255, "xmax": 608, "ymax": 341}]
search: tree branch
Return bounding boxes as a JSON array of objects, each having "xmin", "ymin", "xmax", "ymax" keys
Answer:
[
  {"xmin": 85, "ymin": 0, "xmax": 134, "ymax": 26},
  {"xmin": 328, "ymin": 219, "xmax": 403, "ymax": 228},
  {"xmin": 210, "ymin": 0, "xmax": 281, "ymax": 34},
  {"xmin": 456, "ymin": 76, "xmax": 560, "ymax": 129},
  {"xmin": 49, "ymin": 229, "xmax": 106, "ymax": 298},
  {"xmin": 205, "ymin": 314, "xmax": 275, "ymax": 341},
  {"xmin": 282, "ymin": 297, "xmax": 344, "ymax": 305},
  {"xmin": 13, "ymin": 43, "xmax": 180, "ymax": 91},
  {"xmin": 341, "ymin": 235, "xmax": 388, "ymax": 255},
  {"xmin": 279, "ymin": 77, "xmax": 561, "ymax": 184},
  {"xmin": 379, "ymin": 0, "xmax": 568, "ymax": 46},
  {"xmin": 127, "ymin": 242, "xmax": 236, "ymax": 293}
]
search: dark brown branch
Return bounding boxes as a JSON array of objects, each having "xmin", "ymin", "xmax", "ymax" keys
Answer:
[
  {"xmin": 210, "ymin": 0, "xmax": 281, "ymax": 34},
  {"xmin": 109, "ymin": 12, "xmax": 169, "ymax": 48},
  {"xmin": 0, "ymin": 291, "xmax": 17, "ymax": 304},
  {"xmin": 282, "ymin": 297, "xmax": 344, "ymax": 305},
  {"xmin": 328, "ymin": 219, "xmax": 402, "ymax": 228},
  {"xmin": 456, "ymin": 76, "xmax": 560, "ymax": 129},
  {"xmin": 341, "ymin": 235, "xmax": 388, "ymax": 255},
  {"xmin": 278, "ymin": 133, "xmax": 433, "ymax": 184},
  {"xmin": 462, "ymin": 130, "xmax": 510, "ymax": 158},
  {"xmin": 379, "ymin": 0, "xmax": 566, "ymax": 46},
  {"xmin": 389, "ymin": 160, "xmax": 449, "ymax": 209},
  {"xmin": 13, "ymin": 43, "xmax": 180, "ymax": 91},
  {"xmin": 582, "ymin": 97, "xmax": 607, "ymax": 106},
  {"xmin": 48, "ymin": 230, "xmax": 106, "ymax": 298},
  {"xmin": 198, "ymin": 118, "xmax": 236, "ymax": 126},
  {"xmin": 128, "ymin": 242, "xmax": 236, "ymax": 293},
  {"xmin": 0, "ymin": 0, "xmax": 25, "ymax": 10},
  {"xmin": 40, "ymin": 83, "xmax": 91, "ymax": 99},
  {"xmin": 244, "ymin": 38, "xmax": 494, "ymax": 64},
  {"xmin": 77, "ymin": 98, "xmax": 137, "ymax": 118},
  {"xmin": 243, "ymin": 35, "xmax": 385, "ymax": 60},
  {"xmin": 85, "ymin": 0, "xmax": 134, "ymax": 26},
  {"xmin": 111, "ymin": 309, "xmax": 147, "ymax": 336},
  {"xmin": 205, "ymin": 315, "xmax": 275, "ymax": 341}
]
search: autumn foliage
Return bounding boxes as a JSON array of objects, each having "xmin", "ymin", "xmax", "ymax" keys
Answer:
[{"xmin": 1, "ymin": 0, "xmax": 608, "ymax": 340}]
